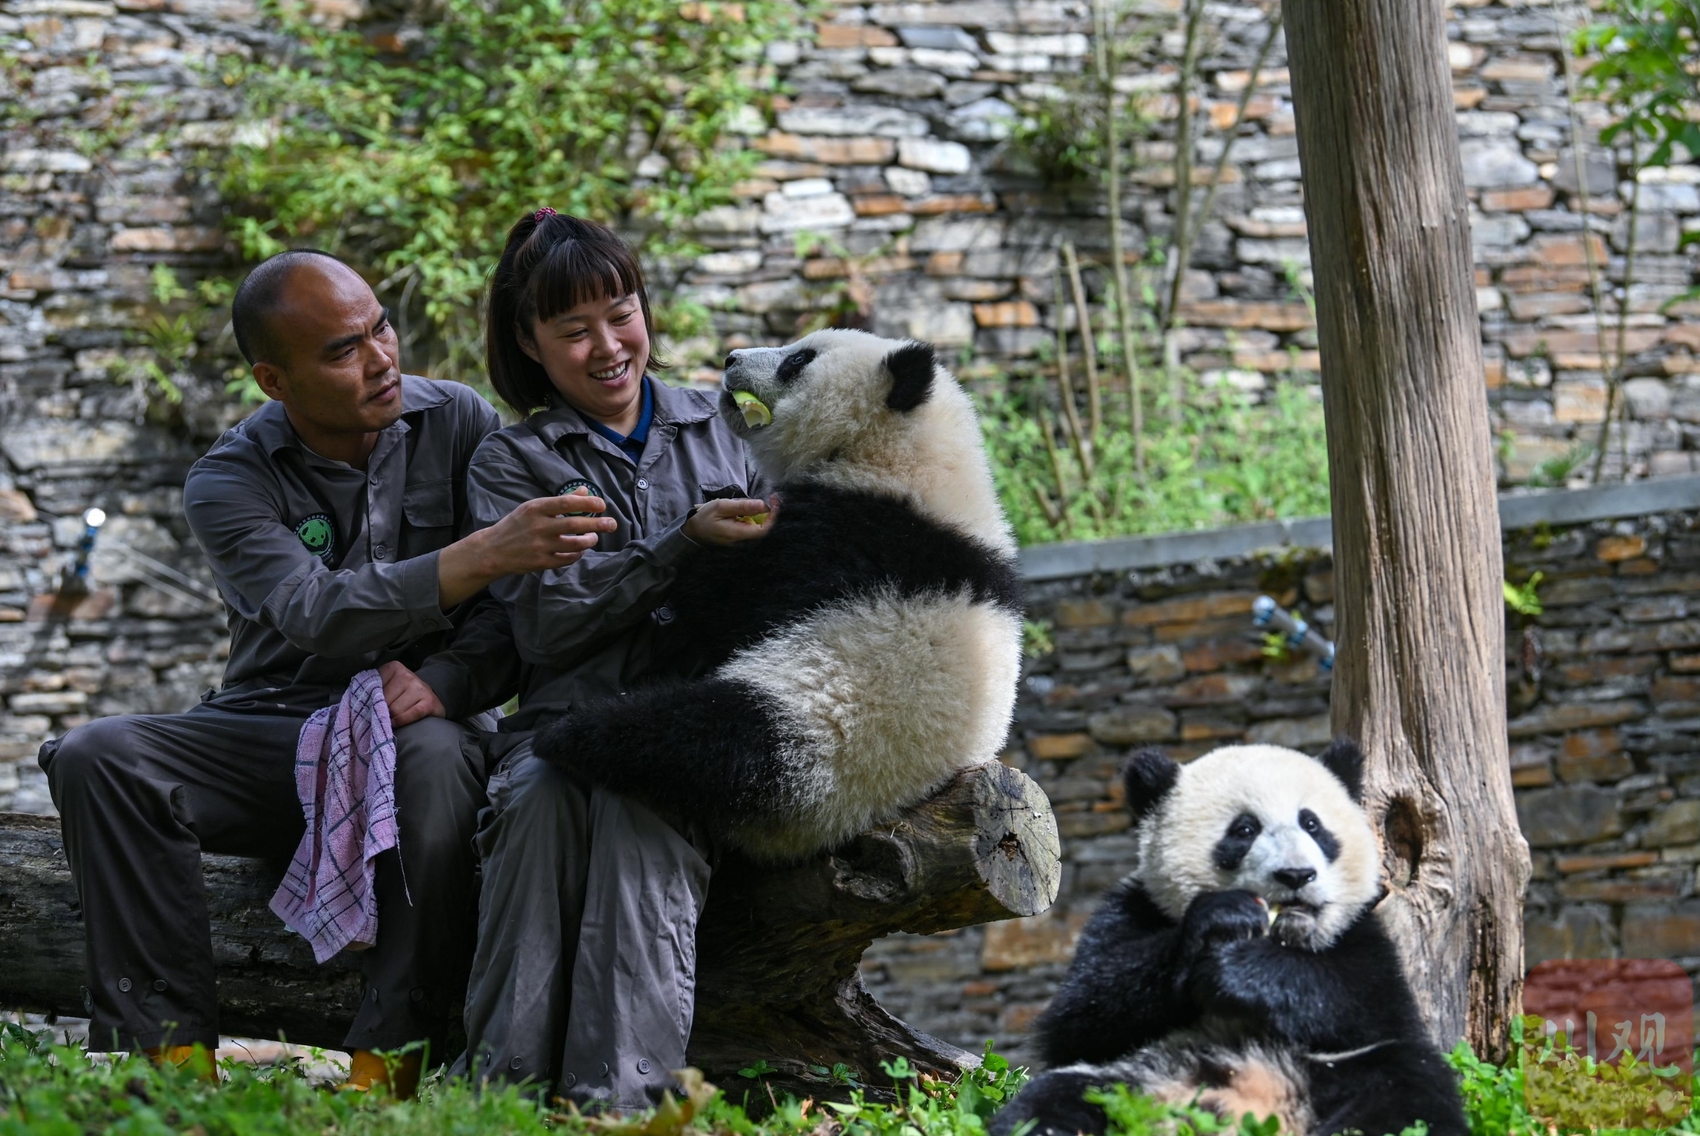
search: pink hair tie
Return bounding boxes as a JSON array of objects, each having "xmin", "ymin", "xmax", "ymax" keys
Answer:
[{"xmin": 534, "ymin": 206, "xmax": 557, "ymax": 222}]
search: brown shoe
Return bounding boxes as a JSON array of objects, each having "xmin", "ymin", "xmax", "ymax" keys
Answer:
[
  {"xmin": 141, "ymin": 1044, "xmax": 218, "ymax": 1083},
  {"xmin": 339, "ymin": 1049, "xmax": 423, "ymax": 1100}
]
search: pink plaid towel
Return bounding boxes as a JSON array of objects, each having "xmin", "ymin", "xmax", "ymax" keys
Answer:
[{"xmin": 270, "ymin": 669, "xmax": 401, "ymax": 964}]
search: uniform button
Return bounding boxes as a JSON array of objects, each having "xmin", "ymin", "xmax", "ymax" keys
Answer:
[
  {"xmin": 152, "ymin": 979, "xmax": 167, "ymax": 993},
  {"xmin": 374, "ymin": 544, "xmax": 388, "ymax": 559},
  {"xmin": 410, "ymin": 987, "xmax": 425, "ymax": 1003},
  {"xmin": 509, "ymin": 1056, "xmax": 524, "ymax": 1071},
  {"xmin": 562, "ymin": 1071, "xmax": 576, "ymax": 1087},
  {"xmin": 637, "ymin": 1058, "xmax": 652, "ymax": 1075},
  {"xmin": 636, "ymin": 478, "xmax": 649, "ymax": 491},
  {"xmin": 656, "ymin": 605, "xmax": 674, "ymax": 624},
  {"xmin": 117, "ymin": 977, "xmax": 131, "ymax": 993},
  {"xmin": 599, "ymin": 1061, "xmax": 610, "ymax": 1077}
]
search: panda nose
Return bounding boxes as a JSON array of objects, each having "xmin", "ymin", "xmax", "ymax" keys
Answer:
[{"xmin": 1274, "ymin": 868, "xmax": 1316, "ymax": 891}]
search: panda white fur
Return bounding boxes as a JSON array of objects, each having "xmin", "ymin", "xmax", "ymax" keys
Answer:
[
  {"xmin": 991, "ymin": 741, "xmax": 1468, "ymax": 1136},
  {"xmin": 533, "ymin": 328, "xmax": 1023, "ymax": 862}
]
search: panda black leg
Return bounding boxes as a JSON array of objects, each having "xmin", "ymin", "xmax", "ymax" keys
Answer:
[
  {"xmin": 991, "ymin": 1070, "xmax": 1112, "ymax": 1136},
  {"xmin": 532, "ymin": 677, "xmax": 797, "ymax": 824}
]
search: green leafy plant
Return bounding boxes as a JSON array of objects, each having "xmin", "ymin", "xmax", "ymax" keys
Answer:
[
  {"xmin": 219, "ymin": 0, "xmax": 802, "ymax": 384},
  {"xmin": 1503, "ymin": 571, "xmax": 1545, "ymax": 618},
  {"xmin": 1022, "ymin": 619, "xmax": 1056, "ymax": 660},
  {"xmin": 979, "ymin": 372, "xmax": 1330, "ymax": 547}
]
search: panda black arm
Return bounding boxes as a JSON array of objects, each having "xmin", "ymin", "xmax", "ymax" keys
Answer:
[
  {"xmin": 531, "ymin": 676, "xmax": 798, "ymax": 830},
  {"xmin": 1191, "ymin": 910, "xmax": 1425, "ymax": 1050},
  {"xmin": 1034, "ymin": 879, "xmax": 1194, "ymax": 1066},
  {"xmin": 664, "ymin": 484, "xmax": 1022, "ymax": 663}
]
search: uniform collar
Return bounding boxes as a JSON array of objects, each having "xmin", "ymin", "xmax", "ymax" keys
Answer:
[
  {"xmin": 249, "ymin": 374, "xmax": 448, "ymax": 458},
  {"xmin": 527, "ymin": 376, "xmax": 719, "ymax": 449}
]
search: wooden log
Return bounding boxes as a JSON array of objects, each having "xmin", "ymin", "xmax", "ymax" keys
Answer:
[{"xmin": 0, "ymin": 759, "xmax": 1058, "ymax": 1093}]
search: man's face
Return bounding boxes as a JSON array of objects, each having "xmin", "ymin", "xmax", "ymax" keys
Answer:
[{"xmin": 253, "ymin": 260, "xmax": 404, "ymax": 437}]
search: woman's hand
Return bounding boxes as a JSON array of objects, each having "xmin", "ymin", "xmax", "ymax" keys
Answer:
[{"xmin": 684, "ymin": 495, "xmax": 779, "ymax": 547}]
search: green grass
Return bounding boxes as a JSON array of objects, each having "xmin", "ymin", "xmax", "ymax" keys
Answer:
[{"xmin": 4, "ymin": 1023, "xmax": 1698, "ymax": 1136}]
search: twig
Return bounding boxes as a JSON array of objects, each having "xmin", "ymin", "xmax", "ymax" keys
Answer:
[
  {"xmin": 1164, "ymin": 8, "xmax": 1283, "ymax": 330},
  {"xmin": 1052, "ymin": 271, "xmax": 1094, "ymax": 477},
  {"xmin": 1556, "ymin": 2, "xmax": 1617, "ymax": 483},
  {"xmin": 1038, "ymin": 402, "xmax": 1074, "ymax": 531},
  {"xmin": 1593, "ymin": 174, "xmax": 1641, "ymax": 482},
  {"xmin": 1062, "ymin": 241, "xmax": 1102, "ymax": 444},
  {"xmin": 1166, "ymin": 0, "xmax": 1207, "ymax": 323},
  {"xmin": 1096, "ymin": 0, "xmax": 1144, "ymax": 477}
]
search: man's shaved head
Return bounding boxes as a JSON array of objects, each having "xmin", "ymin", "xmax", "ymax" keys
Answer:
[{"xmin": 231, "ymin": 249, "xmax": 351, "ymax": 367}]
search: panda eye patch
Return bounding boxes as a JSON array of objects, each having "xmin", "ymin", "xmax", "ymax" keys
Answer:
[
  {"xmin": 1212, "ymin": 812, "xmax": 1262, "ymax": 871},
  {"xmin": 1299, "ymin": 808, "xmax": 1341, "ymax": 862},
  {"xmin": 776, "ymin": 348, "xmax": 818, "ymax": 385}
]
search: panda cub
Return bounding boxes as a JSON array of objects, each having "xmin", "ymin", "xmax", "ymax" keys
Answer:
[
  {"xmin": 534, "ymin": 329, "xmax": 1023, "ymax": 862},
  {"xmin": 992, "ymin": 741, "xmax": 1468, "ymax": 1136}
]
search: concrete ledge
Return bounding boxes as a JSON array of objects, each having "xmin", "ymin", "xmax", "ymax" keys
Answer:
[{"xmin": 1018, "ymin": 475, "xmax": 1700, "ymax": 582}]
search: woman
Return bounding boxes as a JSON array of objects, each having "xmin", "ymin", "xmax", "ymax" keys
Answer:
[{"xmin": 457, "ymin": 210, "xmax": 773, "ymax": 1104}]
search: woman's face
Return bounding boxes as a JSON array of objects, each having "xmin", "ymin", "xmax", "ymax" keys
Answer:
[{"xmin": 522, "ymin": 291, "xmax": 651, "ymax": 428}]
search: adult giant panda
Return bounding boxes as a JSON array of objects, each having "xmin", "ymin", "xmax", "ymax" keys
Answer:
[
  {"xmin": 991, "ymin": 741, "xmax": 1469, "ymax": 1136},
  {"xmin": 534, "ymin": 328, "xmax": 1023, "ymax": 863}
]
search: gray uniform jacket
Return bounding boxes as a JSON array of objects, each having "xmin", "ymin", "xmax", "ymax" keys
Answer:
[
  {"xmin": 465, "ymin": 378, "xmax": 766, "ymax": 731},
  {"xmin": 184, "ymin": 374, "xmax": 516, "ymax": 718}
]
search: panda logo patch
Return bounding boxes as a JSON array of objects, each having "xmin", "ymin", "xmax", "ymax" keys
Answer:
[
  {"xmin": 558, "ymin": 479, "xmax": 604, "ymax": 517},
  {"xmin": 294, "ymin": 513, "xmax": 337, "ymax": 564}
]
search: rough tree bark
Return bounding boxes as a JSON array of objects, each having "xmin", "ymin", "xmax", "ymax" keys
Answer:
[
  {"xmin": 1284, "ymin": 0, "xmax": 1532, "ymax": 1060},
  {"xmin": 0, "ymin": 760, "xmax": 1058, "ymax": 1096}
]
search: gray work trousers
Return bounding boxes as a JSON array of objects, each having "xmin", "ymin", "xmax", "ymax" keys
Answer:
[
  {"xmin": 456, "ymin": 740, "xmax": 711, "ymax": 1107},
  {"xmin": 38, "ymin": 700, "xmax": 487, "ymax": 1055}
]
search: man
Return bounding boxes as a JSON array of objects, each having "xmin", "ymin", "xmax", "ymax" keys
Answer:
[{"xmin": 38, "ymin": 250, "xmax": 615, "ymax": 1094}]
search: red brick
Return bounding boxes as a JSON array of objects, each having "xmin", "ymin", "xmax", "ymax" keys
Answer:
[
  {"xmin": 1598, "ymin": 534, "xmax": 1647, "ymax": 562},
  {"xmin": 1028, "ymin": 733, "xmax": 1093, "ymax": 761},
  {"xmin": 1482, "ymin": 186, "xmax": 1555, "ymax": 212},
  {"xmin": 1123, "ymin": 592, "xmax": 1260, "ymax": 627},
  {"xmin": 1555, "ymin": 851, "xmax": 1660, "ymax": 873},
  {"xmin": 973, "ymin": 301, "xmax": 1039, "ymax": 328},
  {"xmin": 1054, "ymin": 599, "xmax": 1117, "ymax": 628},
  {"xmin": 852, "ymin": 194, "xmax": 908, "ymax": 217},
  {"xmin": 1181, "ymin": 639, "xmax": 1265, "ymax": 672},
  {"xmin": 814, "ymin": 22, "xmax": 897, "ymax": 47},
  {"xmin": 908, "ymin": 194, "xmax": 997, "ymax": 215}
]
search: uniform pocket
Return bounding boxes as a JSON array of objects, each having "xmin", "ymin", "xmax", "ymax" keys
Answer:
[{"xmin": 402, "ymin": 478, "xmax": 456, "ymax": 528}]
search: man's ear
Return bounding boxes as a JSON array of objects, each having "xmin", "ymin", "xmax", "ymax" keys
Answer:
[
  {"xmin": 251, "ymin": 361, "xmax": 287, "ymax": 402},
  {"xmin": 884, "ymin": 341, "xmax": 936, "ymax": 412}
]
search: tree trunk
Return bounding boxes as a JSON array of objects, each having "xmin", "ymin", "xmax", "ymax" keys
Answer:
[
  {"xmin": 0, "ymin": 760, "xmax": 1058, "ymax": 1096},
  {"xmin": 1283, "ymin": 0, "xmax": 1531, "ymax": 1061}
]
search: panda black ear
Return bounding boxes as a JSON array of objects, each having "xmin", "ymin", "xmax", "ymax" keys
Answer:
[
  {"xmin": 884, "ymin": 341, "xmax": 936, "ymax": 412},
  {"xmin": 1122, "ymin": 749, "xmax": 1179, "ymax": 823},
  {"xmin": 1317, "ymin": 736, "xmax": 1366, "ymax": 801}
]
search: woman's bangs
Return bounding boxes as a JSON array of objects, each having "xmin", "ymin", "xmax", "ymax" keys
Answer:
[{"xmin": 530, "ymin": 239, "xmax": 643, "ymax": 323}]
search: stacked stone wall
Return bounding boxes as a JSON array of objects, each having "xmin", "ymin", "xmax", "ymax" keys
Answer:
[
  {"xmin": 4, "ymin": 0, "xmax": 1700, "ymax": 1063},
  {"xmin": 862, "ymin": 480, "xmax": 1700, "ymax": 1065}
]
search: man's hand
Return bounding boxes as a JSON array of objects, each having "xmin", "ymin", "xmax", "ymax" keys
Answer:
[
  {"xmin": 684, "ymin": 495, "xmax": 779, "ymax": 547},
  {"xmin": 437, "ymin": 489, "xmax": 617, "ymax": 608},
  {"xmin": 379, "ymin": 660, "xmax": 446, "ymax": 727}
]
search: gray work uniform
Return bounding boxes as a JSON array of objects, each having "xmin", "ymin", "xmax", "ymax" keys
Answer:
[
  {"xmin": 455, "ymin": 378, "xmax": 764, "ymax": 1104},
  {"xmin": 39, "ymin": 375, "xmax": 515, "ymax": 1056}
]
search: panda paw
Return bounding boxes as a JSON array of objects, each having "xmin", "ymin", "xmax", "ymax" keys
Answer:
[{"xmin": 1180, "ymin": 890, "xmax": 1268, "ymax": 957}]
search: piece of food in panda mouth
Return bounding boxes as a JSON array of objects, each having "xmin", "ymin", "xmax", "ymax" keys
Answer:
[
  {"xmin": 731, "ymin": 390, "xmax": 772, "ymax": 428},
  {"xmin": 735, "ymin": 511, "xmax": 770, "ymax": 526},
  {"xmin": 1266, "ymin": 903, "xmax": 1282, "ymax": 927}
]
